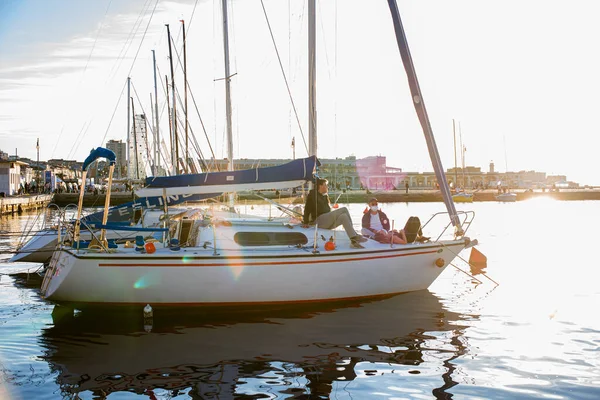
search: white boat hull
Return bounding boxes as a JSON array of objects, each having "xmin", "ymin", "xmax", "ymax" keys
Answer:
[
  {"xmin": 10, "ymin": 228, "xmax": 59, "ymax": 263},
  {"xmin": 496, "ymin": 193, "xmax": 517, "ymax": 202},
  {"xmin": 44, "ymin": 240, "xmax": 466, "ymax": 306}
]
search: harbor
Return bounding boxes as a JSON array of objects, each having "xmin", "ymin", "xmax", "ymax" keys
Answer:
[
  {"xmin": 0, "ymin": 194, "xmax": 52, "ymax": 216},
  {"xmin": 44, "ymin": 187, "xmax": 600, "ymax": 208}
]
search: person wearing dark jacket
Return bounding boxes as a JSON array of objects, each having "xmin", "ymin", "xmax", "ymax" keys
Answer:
[
  {"xmin": 303, "ymin": 178, "xmax": 367, "ymax": 243},
  {"xmin": 361, "ymin": 197, "xmax": 406, "ymax": 244}
]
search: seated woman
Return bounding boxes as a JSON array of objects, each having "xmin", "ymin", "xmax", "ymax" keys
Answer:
[{"xmin": 361, "ymin": 197, "xmax": 407, "ymax": 244}]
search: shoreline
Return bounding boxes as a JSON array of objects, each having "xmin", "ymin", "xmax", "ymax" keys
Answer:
[{"xmin": 45, "ymin": 189, "xmax": 600, "ymax": 207}]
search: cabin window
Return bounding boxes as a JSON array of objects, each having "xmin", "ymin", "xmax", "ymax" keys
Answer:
[{"xmin": 234, "ymin": 232, "xmax": 308, "ymax": 247}]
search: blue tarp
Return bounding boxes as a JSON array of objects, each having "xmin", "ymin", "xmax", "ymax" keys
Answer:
[
  {"xmin": 83, "ymin": 147, "xmax": 116, "ymax": 171},
  {"xmin": 82, "ymin": 193, "xmax": 217, "ymax": 224}
]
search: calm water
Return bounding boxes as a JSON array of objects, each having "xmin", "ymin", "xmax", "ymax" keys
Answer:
[{"xmin": 1, "ymin": 199, "xmax": 599, "ymax": 399}]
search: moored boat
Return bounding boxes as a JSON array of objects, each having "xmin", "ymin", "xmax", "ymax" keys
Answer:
[{"xmin": 496, "ymin": 192, "xmax": 517, "ymax": 202}]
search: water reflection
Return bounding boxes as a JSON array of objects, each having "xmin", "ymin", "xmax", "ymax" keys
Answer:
[{"xmin": 39, "ymin": 291, "xmax": 472, "ymax": 398}]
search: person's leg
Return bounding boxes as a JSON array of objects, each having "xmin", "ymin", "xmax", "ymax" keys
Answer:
[
  {"xmin": 315, "ymin": 208, "xmax": 362, "ymax": 240},
  {"xmin": 391, "ymin": 229, "xmax": 407, "ymax": 244}
]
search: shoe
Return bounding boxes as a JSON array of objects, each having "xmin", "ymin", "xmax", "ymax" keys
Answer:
[
  {"xmin": 351, "ymin": 235, "xmax": 368, "ymax": 243},
  {"xmin": 416, "ymin": 236, "xmax": 430, "ymax": 243}
]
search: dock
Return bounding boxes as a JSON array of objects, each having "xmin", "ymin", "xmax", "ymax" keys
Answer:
[
  {"xmin": 51, "ymin": 192, "xmax": 135, "ymax": 207},
  {"xmin": 238, "ymin": 188, "xmax": 600, "ymax": 204},
  {"xmin": 0, "ymin": 194, "xmax": 53, "ymax": 215}
]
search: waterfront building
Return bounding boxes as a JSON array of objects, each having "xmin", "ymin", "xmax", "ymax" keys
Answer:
[{"xmin": 0, "ymin": 160, "xmax": 28, "ymax": 195}]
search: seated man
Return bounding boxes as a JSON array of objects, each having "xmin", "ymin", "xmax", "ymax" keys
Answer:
[
  {"xmin": 361, "ymin": 197, "xmax": 407, "ymax": 244},
  {"xmin": 303, "ymin": 178, "xmax": 367, "ymax": 244}
]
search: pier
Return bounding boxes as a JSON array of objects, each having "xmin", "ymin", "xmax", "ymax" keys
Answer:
[{"xmin": 0, "ymin": 194, "xmax": 53, "ymax": 216}]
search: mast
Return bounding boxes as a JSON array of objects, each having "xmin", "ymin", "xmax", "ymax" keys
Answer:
[
  {"xmin": 150, "ymin": 92, "xmax": 155, "ymax": 174},
  {"xmin": 222, "ymin": 0, "xmax": 235, "ymax": 209},
  {"xmin": 126, "ymin": 77, "xmax": 131, "ymax": 180},
  {"xmin": 152, "ymin": 50, "xmax": 160, "ymax": 175},
  {"xmin": 308, "ymin": 0, "xmax": 317, "ymax": 158},
  {"xmin": 181, "ymin": 19, "xmax": 189, "ymax": 174},
  {"xmin": 131, "ymin": 98, "xmax": 139, "ymax": 180},
  {"xmin": 165, "ymin": 74, "xmax": 174, "ymax": 175},
  {"xmin": 453, "ymin": 119, "xmax": 457, "ymax": 189},
  {"xmin": 36, "ymin": 138, "xmax": 39, "ymax": 193},
  {"xmin": 222, "ymin": 0, "xmax": 234, "ymax": 173},
  {"xmin": 166, "ymin": 24, "xmax": 178, "ymax": 175},
  {"xmin": 459, "ymin": 122, "xmax": 465, "ymax": 188},
  {"xmin": 387, "ymin": 0, "xmax": 462, "ymax": 235}
]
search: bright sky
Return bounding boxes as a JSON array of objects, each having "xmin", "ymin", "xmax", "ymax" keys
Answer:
[{"xmin": 1, "ymin": 0, "xmax": 599, "ymax": 185}]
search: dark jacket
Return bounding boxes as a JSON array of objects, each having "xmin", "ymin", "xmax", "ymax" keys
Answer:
[
  {"xmin": 361, "ymin": 210, "xmax": 391, "ymax": 233},
  {"xmin": 303, "ymin": 189, "xmax": 331, "ymax": 224}
]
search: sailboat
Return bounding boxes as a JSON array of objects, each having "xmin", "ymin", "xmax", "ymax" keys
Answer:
[
  {"xmin": 39, "ymin": 1, "xmax": 479, "ymax": 307},
  {"xmin": 451, "ymin": 120, "xmax": 473, "ymax": 203},
  {"xmin": 495, "ymin": 136, "xmax": 517, "ymax": 202}
]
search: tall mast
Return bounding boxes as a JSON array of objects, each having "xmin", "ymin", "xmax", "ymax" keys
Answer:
[
  {"xmin": 166, "ymin": 24, "xmax": 178, "ymax": 175},
  {"xmin": 152, "ymin": 50, "xmax": 160, "ymax": 175},
  {"xmin": 459, "ymin": 122, "xmax": 465, "ymax": 188},
  {"xmin": 308, "ymin": 0, "xmax": 317, "ymax": 158},
  {"xmin": 387, "ymin": 0, "xmax": 462, "ymax": 235},
  {"xmin": 36, "ymin": 138, "xmax": 40, "ymax": 193},
  {"xmin": 181, "ymin": 19, "xmax": 189, "ymax": 174},
  {"xmin": 165, "ymin": 74, "xmax": 174, "ymax": 175},
  {"xmin": 131, "ymin": 98, "xmax": 139, "ymax": 180},
  {"xmin": 126, "ymin": 77, "xmax": 131, "ymax": 180},
  {"xmin": 222, "ymin": 0, "xmax": 234, "ymax": 209},
  {"xmin": 453, "ymin": 119, "xmax": 457, "ymax": 189},
  {"xmin": 222, "ymin": 0, "xmax": 234, "ymax": 173}
]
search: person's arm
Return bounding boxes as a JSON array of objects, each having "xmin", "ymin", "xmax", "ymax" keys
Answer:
[
  {"xmin": 303, "ymin": 200, "xmax": 311, "ymax": 224},
  {"xmin": 303, "ymin": 191, "xmax": 314, "ymax": 224},
  {"xmin": 380, "ymin": 211, "xmax": 391, "ymax": 231}
]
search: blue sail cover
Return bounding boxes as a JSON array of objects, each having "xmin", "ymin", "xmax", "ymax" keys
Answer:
[
  {"xmin": 82, "ymin": 147, "xmax": 117, "ymax": 171},
  {"xmin": 82, "ymin": 193, "xmax": 217, "ymax": 224},
  {"xmin": 136, "ymin": 156, "xmax": 317, "ymax": 197}
]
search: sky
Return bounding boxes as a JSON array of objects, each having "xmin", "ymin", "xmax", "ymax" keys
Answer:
[{"xmin": 1, "ymin": 0, "xmax": 599, "ymax": 185}]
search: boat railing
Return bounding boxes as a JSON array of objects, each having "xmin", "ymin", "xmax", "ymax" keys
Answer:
[{"xmin": 421, "ymin": 210, "xmax": 475, "ymax": 242}]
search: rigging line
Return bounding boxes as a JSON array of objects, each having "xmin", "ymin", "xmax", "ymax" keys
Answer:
[
  {"xmin": 173, "ymin": 89, "xmax": 208, "ymax": 168},
  {"xmin": 173, "ymin": 96, "xmax": 207, "ymax": 170},
  {"xmin": 167, "ymin": 34, "xmax": 218, "ymax": 168},
  {"xmin": 50, "ymin": 0, "xmax": 116, "ymax": 159},
  {"xmin": 260, "ymin": 0, "xmax": 309, "ymax": 155},
  {"xmin": 99, "ymin": 78, "xmax": 129, "ymax": 147},
  {"xmin": 81, "ymin": 0, "xmax": 114, "ymax": 80},
  {"xmin": 66, "ymin": 120, "xmax": 90, "ymax": 160},
  {"xmin": 70, "ymin": 117, "xmax": 97, "ymax": 160},
  {"xmin": 316, "ymin": 0, "xmax": 334, "ymax": 81},
  {"xmin": 126, "ymin": 0, "xmax": 161, "ymax": 78},
  {"xmin": 106, "ymin": 0, "xmax": 153, "ymax": 82}
]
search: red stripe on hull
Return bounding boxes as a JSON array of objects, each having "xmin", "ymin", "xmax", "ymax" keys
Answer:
[{"xmin": 97, "ymin": 250, "xmax": 439, "ymax": 267}]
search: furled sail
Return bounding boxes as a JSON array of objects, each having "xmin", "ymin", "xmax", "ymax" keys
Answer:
[{"xmin": 135, "ymin": 156, "xmax": 317, "ymax": 197}]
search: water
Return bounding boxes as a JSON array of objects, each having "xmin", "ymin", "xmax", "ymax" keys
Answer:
[{"xmin": 1, "ymin": 199, "xmax": 599, "ymax": 399}]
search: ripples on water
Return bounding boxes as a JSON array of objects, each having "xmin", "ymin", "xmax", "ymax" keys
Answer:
[{"xmin": 1, "ymin": 200, "xmax": 599, "ymax": 399}]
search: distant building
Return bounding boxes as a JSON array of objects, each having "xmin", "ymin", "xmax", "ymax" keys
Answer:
[
  {"xmin": 106, "ymin": 139, "xmax": 127, "ymax": 178},
  {"xmin": 0, "ymin": 160, "xmax": 28, "ymax": 195}
]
